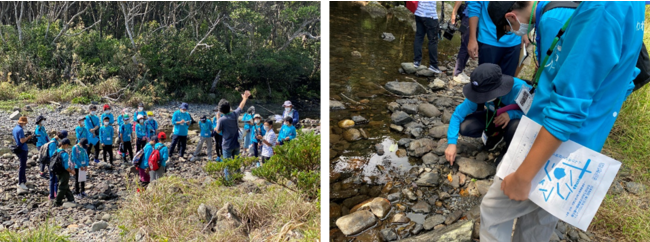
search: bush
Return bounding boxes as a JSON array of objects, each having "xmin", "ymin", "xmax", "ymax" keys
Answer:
[
  {"xmin": 204, "ymin": 156, "xmax": 257, "ymax": 186},
  {"xmin": 0, "ymin": 222, "xmax": 69, "ymax": 242},
  {"xmin": 252, "ymin": 130, "xmax": 320, "ymax": 199}
]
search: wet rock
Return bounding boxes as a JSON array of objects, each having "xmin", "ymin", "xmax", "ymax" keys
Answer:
[
  {"xmin": 445, "ymin": 210, "xmax": 463, "ymax": 225},
  {"xmin": 402, "ymin": 104, "xmax": 418, "ymax": 114},
  {"xmin": 90, "ymin": 221, "xmax": 108, "ymax": 232},
  {"xmin": 359, "ymin": 197, "xmax": 392, "ymax": 219},
  {"xmin": 397, "ymin": 149, "xmax": 407, "ymax": 157},
  {"xmin": 423, "ymin": 215, "xmax": 446, "ymax": 230},
  {"xmin": 390, "ymin": 124, "xmax": 404, "ymax": 132},
  {"xmin": 387, "ymin": 192, "xmax": 401, "ymax": 202},
  {"xmin": 387, "ymin": 102, "xmax": 400, "ymax": 112},
  {"xmin": 385, "ymin": 81, "xmax": 426, "ymax": 96},
  {"xmin": 214, "ymin": 203, "xmax": 243, "ymax": 232},
  {"xmin": 343, "ymin": 195, "xmax": 370, "ymax": 209},
  {"xmin": 9, "ymin": 111, "xmax": 20, "ymax": 120},
  {"xmin": 330, "ymin": 100, "xmax": 346, "ymax": 110},
  {"xmin": 361, "ymin": 1, "xmax": 388, "ymax": 18},
  {"xmin": 411, "ymin": 223, "xmax": 424, "ymax": 235},
  {"xmin": 352, "ymin": 115, "xmax": 368, "ymax": 124},
  {"xmin": 338, "ymin": 120, "xmax": 355, "ymax": 128},
  {"xmin": 416, "ymin": 172, "xmax": 440, "ymax": 187},
  {"xmin": 343, "ymin": 129, "xmax": 361, "ymax": 142},
  {"xmin": 403, "ymin": 188, "xmax": 417, "ymax": 201},
  {"xmin": 381, "ymin": 32, "xmax": 396, "ymax": 42},
  {"xmin": 393, "ymin": 213, "xmax": 410, "ymax": 224},
  {"xmin": 429, "ymin": 78, "xmax": 446, "ymax": 90},
  {"xmin": 375, "ymin": 143, "xmax": 385, "ymax": 156},
  {"xmin": 408, "ymin": 138, "xmax": 436, "ymax": 157},
  {"xmin": 609, "ymin": 181, "xmax": 625, "ymax": 195},
  {"xmin": 457, "ymin": 157, "xmax": 496, "ymax": 179},
  {"xmin": 398, "ymin": 138, "xmax": 412, "ymax": 147},
  {"xmin": 335, "ymin": 210, "xmax": 377, "ymax": 236},
  {"xmin": 416, "ymin": 69, "xmax": 436, "ymax": 77},
  {"xmin": 401, "ymin": 62, "xmax": 427, "ymax": 74},
  {"xmin": 391, "ymin": 111, "xmax": 413, "ymax": 125},
  {"xmin": 422, "ymin": 153, "xmax": 438, "ymax": 165},
  {"xmin": 442, "ymin": 109, "xmax": 452, "ymax": 124},
  {"xmin": 428, "ymin": 124, "xmax": 449, "ymax": 139},
  {"xmin": 411, "ymin": 200, "xmax": 430, "ymax": 213},
  {"xmin": 402, "ymin": 220, "xmax": 474, "ymax": 242},
  {"xmin": 626, "ymin": 182, "xmax": 645, "ymax": 195},
  {"xmin": 381, "ymin": 228, "xmax": 398, "ymax": 241},
  {"xmin": 418, "ymin": 103, "xmax": 441, "ymax": 118}
]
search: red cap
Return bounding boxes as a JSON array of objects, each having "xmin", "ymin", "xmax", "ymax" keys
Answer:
[
  {"xmin": 158, "ymin": 132, "xmax": 167, "ymax": 140},
  {"xmin": 103, "ymin": 104, "xmax": 110, "ymax": 111}
]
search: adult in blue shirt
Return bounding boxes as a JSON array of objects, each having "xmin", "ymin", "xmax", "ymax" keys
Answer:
[
  {"xmin": 35, "ymin": 115, "xmax": 50, "ymax": 179},
  {"xmin": 467, "ymin": 1, "xmax": 522, "ymax": 76},
  {"xmin": 445, "ymin": 63, "xmax": 531, "ymax": 164},
  {"xmin": 119, "ymin": 116, "xmax": 134, "ymax": 163},
  {"xmin": 54, "ymin": 138, "xmax": 75, "ymax": 206},
  {"xmin": 191, "ymin": 116, "xmax": 214, "ymax": 162},
  {"xmin": 480, "ymin": 2, "xmax": 645, "ymax": 241},
  {"xmin": 151, "ymin": 133, "xmax": 169, "ymax": 180},
  {"xmin": 47, "ymin": 130, "xmax": 68, "ymax": 200},
  {"xmin": 277, "ymin": 116, "xmax": 297, "ymax": 146},
  {"xmin": 13, "ymin": 116, "xmax": 33, "ymax": 191},
  {"xmin": 412, "ymin": 1, "xmax": 442, "ymax": 73},
  {"xmin": 212, "ymin": 106, "xmax": 223, "ymax": 161},
  {"xmin": 71, "ymin": 138, "xmax": 89, "ymax": 197},
  {"xmin": 216, "ymin": 91, "xmax": 251, "ymax": 159},
  {"xmin": 84, "ymin": 105, "xmax": 101, "ymax": 163},
  {"xmin": 170, "ymin": 103, "xmax": 192, "ymax": 158},
  {"xmin": 282, "ymin": 101, "xmax": 300, "ymax": 126},
  {"xmin": 99, "ymin": 117, "xmax": 115, "ymax": 165}
]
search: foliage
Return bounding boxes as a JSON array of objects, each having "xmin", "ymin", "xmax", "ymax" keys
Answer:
[
  {"xmin": 252, "ymin": 130, "xmax": 320, "ymax": 199},
  {"xmin": 0, "ymin": 2, "xmax": 320, "ymax": 102},
  {"xmin": 204, "ymin": 155, "xmax": 257, "ymax": 186},
  {"xmin": 0, "ymin": 222, "xmax": 69, "ymax": 242}
]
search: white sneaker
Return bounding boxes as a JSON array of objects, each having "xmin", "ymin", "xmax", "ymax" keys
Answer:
[
  {"xmin": 453, "ymin": 72, "xmax": 470, "ymax": 84},
  {"xmin": 19, "ymin": 183, "xmax": 28, "ymax": 190},
  {"xmin": 190, "ymin": 157, "xmax": 197, "ymax": 162}
]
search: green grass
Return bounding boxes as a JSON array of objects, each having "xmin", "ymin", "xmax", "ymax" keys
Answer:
[
  {"xmin": 0, "ymin": 222, "xmax": 69, "ymax": 242},
  {"xmin": 589, "ymin": 6, "xmax": 650, "ymax": 241}
]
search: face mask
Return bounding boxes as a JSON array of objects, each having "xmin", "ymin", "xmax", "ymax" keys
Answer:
[
  {"xmin": 138, "ymin": 107, "xmax": 143, "ymax": 111},
  {"xmin": 254, "ymin": 120, "xmax": 260, "ymax": 124},
  {"xmin": 506, "ymin": 15, "xmax": 532, "ymax": 37},
  {"xmin": 181, "ymin": 110, "xmax": 186, "ymax": 113},
  {"xmin": 104, "ymin": 121, "xmax": 109, "ymax": 125},
  {"xmin": 285, "ymin": 122, "xmax": 290, "ymax": 126},
  {"xmin": 90, "ymin": 111, "xmax": 96, "ymax": 115},
  {"xmin": 139, "ymin": 120, "xmax": 144, "ymax": 124},
  {"xmin": 80, "ymin": 123, "xmax": 84, "ymax": 127},
  {"xmin": 104, "ymin": 111, "xmax": 109, "ymax": 114},
  {"xmin": 285, "ymin": 107, "xmax": 291, "ymax": 112},
  {"xmin": 148, "ymin": 117, "xmax": 153, "ymax": 120},
  {"xmin": 265, "ymin": 126, "xmax": 271, "ymax": 131}
]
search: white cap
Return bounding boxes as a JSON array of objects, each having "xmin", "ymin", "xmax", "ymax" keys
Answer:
[{"xmin": 137, "ymin": 115, "xmax": 144, "ymax": 120}]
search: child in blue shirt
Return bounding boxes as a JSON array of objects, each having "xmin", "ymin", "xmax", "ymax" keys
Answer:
[
  {"xmin": 277, "ymin": 116, "xmax": 297, "ymax": 146},
  {"xmin": 119, "ymin": 116, "xmax": 134, "ymax": 163},
  {"xmin": 99, "ymin": 117, "xmax": 115, "ymax": 164},
  {"xmin": 191, "ymin": 116, "xmax": 214, "ymax": 161},
  {"xmin": 250, "ymin": 114, "xmax": 266, "ymax": 158},
  {"xmin": 151, "ymin": 133, "xmax": 169, "ymax": 180},
  {"xmin": 71, "ymin": 138, "xmax": 89, "ymax": 197},
  {"xmin": 145, "ymin": 111, "xmax": 159, "ymax": 139},
  {"xmin": 135, "ymin": 115, "xmax": 148, "ymax": 152},
  {"xmin": 54, "ymin": 138, "xmax": 74, "ymax": 206},
  {"xmin": 100, "ymin": 104, "xmax": 115, "ymax": 125},
  {"xmin": 35, "ymin": 115, "xmax": 50, "ymax": 178}
]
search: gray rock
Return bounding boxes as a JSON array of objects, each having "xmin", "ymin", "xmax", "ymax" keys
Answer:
[
  {"xmin": 568, "ymin": 229, "xmax": 580, "ymax": 241},
  {"xmin": 445, "ymin": 210, "xmax": 463, "ymax": 225},
  {"xmin": 408, "ymin": 138, "xmax": 436, "ymax": 157},
  {"xmin": 416, "ymin": 172, "xmax": 440, "ymax": 187},
  {"xmin": 330, "ymin": 100, "xmax": 346, "ymax": 110},
  {"xmin": 364, "ymin": 197, "xmax": 392, "ymax": 219},
  {"xmin": 411, "ymin": 223, "xmax": 424, "ymax": 235},
  {"xmin": 550, "ymin": 231, "xmax": 560, "ymax": 241},
  {"xmin": 62, "ymin": 202, "xmax": 77, "ymax": 208},
  {"xmin": 423, "ymin": 215, "xmax": 446, "ymax": 230},
  {"xmin": 609, "ymin": 181, "xmax": 625, "ymax": 195},
  {"xmin": 457, "ymin": 157, "xmax": 496, "ymax": 179},
  {"xmin": 429, "ymin": 78, "xmax": 446, "ymax": 90},
  {"xmin": 9, "ymin": 111, "xmax": 20, "ymax": 120},
  {"xmin": 381, "ymin": 32, "xmax": 396, "ymax": 42},
  {"xmin": 442, "ymin": 109, "xmax": 452, "ymax": 124},
  {"xmin": 343, "ymin": 129, "xmax": 361, "ymax": 142},
  {"xmin": 214, "ymin": 203, "xmax": 243, "ymax": 232},
  {"xmin": 418, "ymin": 103, "xmax": 441, "ymax": 118},
  {"xmin": 385, "ymin": 81, "xmax": 426, "ymax": 96},
  {"xmin": 101, "ymin": 214, "xmax": 111, "ymax": 222},
  {"xmin": 361, "ymin": 1, "xmax": 388, "ymax": 18},
  {"xmin": 390, "ymin": 124, "xmax": 404, "ymax": 132},
  {"xmin": 398, "ymin": 138, "xmax": 413, "ymax": 147},
  {"xmin": 16, "ymin": 187, "xmax": 28, "ymax": 195},
  {"xmin": 403, "ymin": 188, "xmax": 417, "ymax": 201},
  {"xmin": 381, "ymin": 228, "xmax": 398, "ymax": 241},
  {"xmin": 197, "ymin": 203, "xmax": 214, "ymax": 222},
  {"xmin": 335, "ymin": 210, "xmax": 377, "ymax": 236},
  {"xmin": 556, "ymin": 221, "xmax": 568, "ymax": 234},
  {"xmin": 387, "ymin": 102, "xmax": 400, "ymax": 112},
  {"xmin": 97, "ymin": 162, "xmax": 112, "ymax": 170},
  {"xmin": 90, "ymin": 221, "xmax": 108, "ymax": 232},
  {"xmin": 391, "ymin": 111, "xmax": 413, "ymax": 125},
  {"xmin": 352, "ymin": 115, "xmax": 368, "ymax": 124},
  {"xmin": 416, "ymin": 69, "xmax": 436, "ymax": 77},
  {"xmin": 392, "ymin": 213, "xmax": 410, "ymax": 224},
  {"xmin": 401, "ymin": 220, "xmax": 474, "ymax": 242},
  {"xmin": 429, "ymin": 124, "xmax": 449, "ymax": 139},
  {"xmin": 422, "ymin": 153, "xmax": 438, "ymax": 165},
  {"xmin": 375, "ymin": 143, "xmax": 385, "ymax": 156},
  {"xmin": 626, "ymin": 182, "xmax": 645, "ymax": 195},
  {"xmin": 387, "ymin": 192, "xmax": 401, "ymax": 202},
  {"xmin": 401, "ymin": 62, "xmax": 427, "ymax": 74},
  {"xmin": 402, "ymin": 104, "xmax": 419, "ymax": 114},
  {"xmin": 411, "ymin": 200, "xmax": 431, "ymax": 213}
]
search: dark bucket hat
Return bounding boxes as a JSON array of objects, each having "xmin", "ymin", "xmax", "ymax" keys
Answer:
[{"xmin": 463, "ymin": 63, "xmax": 514, "ymax": 103}]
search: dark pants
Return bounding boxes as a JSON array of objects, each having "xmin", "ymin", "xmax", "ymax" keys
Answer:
[
  {"xmin": 170, "ymin": 135, "xmax": 187, "ymax": 157},
  {"xmin": 17, "ymin": 149, "xmax": 28, "ymax": 184},
  {"xmin": 459, "ymin": 111, "xmax": 520, "ymax": 147},
  {"xmin": 414, "ymin": 16, "xmax": 439, "ymax": 68},
  {"xmin": 73, "ymin": 168, "xmax": 85, "ymax": 194},
  {"xmin": 37, "ymin": 146, "xmax": 46, "ymax": 173},
  {"xmin": 454, "ymin": 14, "xmax": 470, "ymax": 76},
  {"xmin": 252, "ymin": 142, "xmax": 260, "ymax": 157},
  {"xmin": 102, "ymin": 144, "xmax": 114, "ymax": 164},
  {"xmin": 49, "ymin": 167, "xmax": 58, "ymax": 199},
  {"xmin": 136, "ymin": 138, "xmax": 147, "ymax": 152},
  {"xmin": 213, "ymin": 134, "xmax": 223, "ymax": 158},
  {"xmin": 478, "ymin": 41, "xmax": 521, "ymax": 76},
  {"xmin": 55, "ymin": 171, "xmax": 74, "ymax": 205},
  {"xmin": 122, "ymin": 141, "xmax": 133, "ymax": 162},
  {"xmin": 86, "ymin": 142, "xmax": 100, "ymax": 161},
  {"xmin": 278, "ymin": 140, "xmax": 290, "ymax": 146}
]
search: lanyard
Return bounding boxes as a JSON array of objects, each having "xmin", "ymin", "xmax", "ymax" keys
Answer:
[
  {"xmin": 485, "ymin": 98, "xmax": 502, "ymax": 131},
  {"xmin": 530, "ymin": 6, "xmax": 578, "ymax": 93}
]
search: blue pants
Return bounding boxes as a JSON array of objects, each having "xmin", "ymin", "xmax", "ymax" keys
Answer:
[
  {"xmin": 478, "ymin": 41, "xmax": 521, "ymax": 76},
  {"xmin": 414, "ymin": 16, "xmax": 440, "ymax": 68},
  {"xmin": 50, "ymin": 168, "xmax": 59, "ymax": 199},
  {"xmin": 454, "ymin": 13, "xmax": 471, "ymax": 76},
  {"xmin": 223, "ymin": 148, "xmax": 240, "ymax": 159},
  {"xmin": 17, "ymin": 149, "xmax": 28, "ymax": 184}
]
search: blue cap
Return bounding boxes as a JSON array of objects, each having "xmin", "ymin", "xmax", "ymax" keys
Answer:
[
  {"xmin": 60, "ymin": 138, "xmax": 71, "ymax": 146},
  {"xmin": 151, "ymin": 137, "xmax": 159, "ymax": 143},
  {"xmin": 180, "ymin": 103, "xmax": 189, "ymax": 110},
  {"xmin": 60, "ymin": 130, "xmax": 68, "ymax": 139}
]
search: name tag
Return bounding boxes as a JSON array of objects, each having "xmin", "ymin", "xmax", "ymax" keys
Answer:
[
  {"xmin": 481, "ymin": 131, "xmax": 488, "ymax": 145},
  {"xmin": 515, "ymin": 84, "xmax": 534, "ymax": 115}
]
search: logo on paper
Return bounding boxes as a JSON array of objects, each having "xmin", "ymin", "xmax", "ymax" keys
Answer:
[{"xmin": 538, "ymin": 158, "xmax": 593, "ymax": 202}]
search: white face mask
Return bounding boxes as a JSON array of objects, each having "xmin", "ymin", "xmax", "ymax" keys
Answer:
[
  {"xmin": 265, "ymin": 126, "xmax": 271, "ymax": 131},
  {"xmin": 285, "ymin": 107, "xmax": 291, "ymax": 112},
  {"xmin": 90, "ymin": 111, "xmax": 96, "ymax": 115},
  {"xmin": 104, "ymin": 121, "xmax": 109, "ymax": 125},
  {"xmin": 506, "ymin": 15, "xmax": 532, "ymax": 37},
  {"xmin": 80, "ymin": 122, "xmax": 84, "ymax": 127},
  {"xmin": 181, "ymin": 110, "xmax": 187, "ymax": 113},
  {"xmin": 139, "ymin": 120, "xmax": 144, "ymax": 124},
  {"xmin": 104, "ymin": 111, "xmax": 109, "ymax": 114},
  {"xmin": 148, "ymin": 117, "xmax": 153, "ymax": 120},
  {"xmin": 138, "ymin": 107, "xmax": 143, "ymax": 111}
]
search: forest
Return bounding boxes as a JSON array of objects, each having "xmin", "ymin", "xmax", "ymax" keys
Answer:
[{"xmin": 0, "ymin": 2, "xmax": 320, "ymax": 104}]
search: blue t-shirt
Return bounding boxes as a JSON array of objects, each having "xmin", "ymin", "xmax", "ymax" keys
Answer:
[
  {"xmin": 155, "ymin": 143, "xmax": 169, "ymax": 167},
  {"xmin": 133, "ymin": 111, "xmax": 147, "ymax": 122},
  {"xmin": 75, "ymin": 126, "xmax": 88, "ymax": 144},
  {"xmin": 527, "ymin": 1, "xmax": 644, "ymax": 152},
  {"xmin": 35, "ymin": 125, "xmax": 49, "ymax": 148},
  {"xmin": 534, "ymin": 2, "xmax": 576, "ymax": 64},
  {"xmin": 171, "ymin": 110, "xmax": 192, "ymax": 136},
  {"xmin": 467, "ymin": 1, "xmax": 521, "ymax": 47},
  {"xmin": 217, "ymin": 107, "xmax": 242, "ymax": 150},
  {"xmin": 199, "ymin": 120, "xmax": 213, "ymax": 138},
  {"xmin": 71, "ymin": 145, "xmax": 89, "ymax": 169},
  {"xmin": 56, "ymin": 148, "xmax": 70, "ymax": 170},
  {"xmin": 84, "ymin": 115, "xmax": 100, "ymax": 145},
  {"xmin": 99, "ymin": 125, "xmax": 114, "ymax": 145},
  {"xmin": 250, "ymin": 123, "xmax": 266, "ymax": 143},
  {"xmin": 12, "ymin": 125, "xmax": 27, "ymax": 151},
  {"xmin": 277, "ymin": 124, "xmax": 297, "ymax": 142},
  {"xmin": 119, "ymin": 123, "xmax": 132, "ymax": 142},
  {"xmin": 136, "ymin": 123, "xmax": 147, "ymax": 139},
  {"xmin": 48, "ymin": 139, "xmax": 59, "ymax": 158},
  {"xmin": 140, "ymin": 143, "xmax": 154, "ymax": 169},
  {"xmin": 101, "ymin": 113, "xmax": 115, "ymax": 125},
  {"xmin": 145, "ymin": 119, "xmax": 159, "ymax": 138},
  {"xmin": 242, "ymin": 113, "xmax": 253, "ymax": 130}
]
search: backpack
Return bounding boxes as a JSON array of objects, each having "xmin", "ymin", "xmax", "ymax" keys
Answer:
[
  {"xmin": 49, "ymin": 150, "xmax": 66, "ymax": 173},
  {"xmin": 148, "ymin": 146, "xmax": 164, "ymax": 171},
  {"xmin": 406, "ymin": 1, "xmax": 418, "ymax": 14},
  {"xmin": 132, "ymin": 149, "xmax": 145, "ymax": 167},
  {"xmin": 38, "ymin": 140, "xmax": 56, "ymax": 165},
  {"xmin": 633, "ymin": 43, "xmax": 650, "ymax": 92}
]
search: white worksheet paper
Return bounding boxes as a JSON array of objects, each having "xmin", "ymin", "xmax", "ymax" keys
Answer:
[
  {"xmin": 78, "ymin": 170, "xmax": 87, "ymax": 182},
  {"xmin": 497, "ymin": 116, "xmax": 621, "ymax": 231}
]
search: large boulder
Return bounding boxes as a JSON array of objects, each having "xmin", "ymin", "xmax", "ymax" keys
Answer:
[
  {"xmin": 355, "ymin": 197, "xmax": 392, "ymax": 219},
  {"xmin": 9, "ymin": 111, "xmax": 20, "ymax": 120},
  {"xmin": 214, "ymin": 203, "xmax": 244, "ymax": 232},
  {"xmin": 335, "ymin": 210, "xmax": 378, "ymax": 236},
  {"xmin": 401, "ymin": 220, "xmax": 474, "ymax": 242},
  {"xmin": 391, "ymin": 111, "xmax": 413, "ymax": 125},
  {"xmin": 418, "ymin": 103, "xmax": 441, "ymax": 118},
  {"xmin": 423, "ymin": 215, "xmax": 446, "ymax": 230},
  {"xmin": 385, "ymin": 81, "xmax": 426, "ymax": 96},
  {"xmin": 457, "ymin": 158, "xmax": 496, "ymax": 179},
  {"xmin": 360, "ymin": 1, "xmax": 388, "ymax": 18}
]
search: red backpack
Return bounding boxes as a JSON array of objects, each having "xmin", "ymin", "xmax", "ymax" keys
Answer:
[
  {"xmin": 406, "ymin": 1, "xmax": 419, "ymax": 14},
  {"xmin": 148, "ymin": 146, "xmax": 164, "ymax": 171}
]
